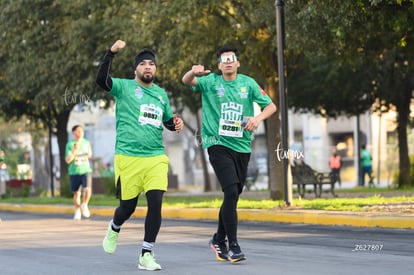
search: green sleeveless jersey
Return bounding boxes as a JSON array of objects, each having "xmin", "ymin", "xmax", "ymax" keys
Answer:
[
  {"xmin": 193, "ymin": 73, "xmax": 272, "ymax": 153},
  {"xmin": 109, "ymin": 78, "xmax": 174, "ymax": 156}
]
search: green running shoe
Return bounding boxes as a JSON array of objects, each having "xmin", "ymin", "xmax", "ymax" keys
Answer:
[
  {"xmin": 102, "ymin": 221, "xmax": 118, "ymax": 254},
  {"xmin": 138, "ymin": 252, "xmax": 162, "ymax": 271}
]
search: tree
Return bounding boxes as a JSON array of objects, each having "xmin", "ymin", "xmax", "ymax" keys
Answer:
[
  {"xmin": 368, "ymin": 0, "xmax": 414, "ymax": 187},
  {"xmin": 0, "ymin": 0, "xmax": 114, "ymax": 185},
  {"xmin": 285, "ymin": 0, "xmax": 414, "ymax": 187}
]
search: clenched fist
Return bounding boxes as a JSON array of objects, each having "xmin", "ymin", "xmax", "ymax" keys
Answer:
[{"xmin": 110, "ymin": 40, "xmax": 126, "ymax": 53}]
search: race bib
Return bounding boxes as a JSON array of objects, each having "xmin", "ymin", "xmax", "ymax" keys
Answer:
[
  {"xmin": 138, "ymin": 104, "xmax": 162, "ymax": 127},
  {"xmin": 74, "ymin": 153, "xmax": 89, "ymax": 166},
  {"xmin": 218, "ymin": 118, "xmax": 243, "ymax": 137}
]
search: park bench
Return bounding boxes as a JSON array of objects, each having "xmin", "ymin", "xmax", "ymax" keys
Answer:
[{"xmin": 291, "ymin": 161, "xmax": 338, "ymax": 198}]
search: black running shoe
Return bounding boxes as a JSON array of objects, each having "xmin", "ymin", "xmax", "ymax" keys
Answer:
[
  {"xmin": 209, "ymin": 234, "xmax": 229, "ymax": 261},
  {"xmin": 228, "ymin": 242, "xmax": 246, "ymax": 263}
]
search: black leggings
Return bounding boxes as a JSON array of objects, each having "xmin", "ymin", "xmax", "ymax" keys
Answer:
[
  {"xmin": 113, "ymin": 189, "xmax": 164, "ymax": 243},
  {"xmin": 216, "ymin": 184, "xmax": 240, "ymax": 245}
]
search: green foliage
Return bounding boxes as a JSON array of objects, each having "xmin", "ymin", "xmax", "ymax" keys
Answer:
[
  {"xmin": 21, "ymin": 184, "xmax": 31, "ymax": 197},
  {"xmin": 2, "ymin": 149, "xmax": 26, "ymax": 178},
  {"xmin": 0, "ymin": 0, "xmax": 118, "ymax": 180},
  {"xmin": 370, "ymin": 0, "xmax": 414, "ymax": 5},
  {"xmin": 288, "ymin": 56, "xmax": 375, "ymax": 117},
  {"xmin": 59, "ymin": 175, "xmax": 72, "ymax": 198},
  {"xmin": 286, "ymin": 0, "xmax": 414, "ymax": 187},
  {"xmin": 4, "ymin": 183, "xmax": 31, "ymax": 198},
  {"xmin": 286, "ymin": 1, "xmax": 414, "ymax": 116},
  {"xmin": 296, "ymin": 195, "xmax": 414, "ymax": 211},
  {"xmin": 411, "ymin": 155, "xmax": 414, "ymax": 184},
  {"xmin": 392, "ymin": 154, "xmax": 414, "ymax": 186},
  {"xmin": 101, "ymin": 177, "xmax": 116, "ymax": 196},
  {"xmin": 0, "ymin": 130, "xmax": 30, "ymax": 178}
]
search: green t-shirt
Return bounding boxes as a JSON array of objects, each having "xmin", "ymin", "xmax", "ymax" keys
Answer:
[
  {"xmin": 192, "ymin": 73, "xmax": 273, "ymax": 153},
  {"xmin": 65, "ymin": 138, "xmax": 93, "ymax": 175},
  {"xmin": 361, "ymin": 149, "xmax": 372, "ymax": 167},
  {"xmin": 109, "ymin": 78, "xmax": 174, "ymax": 156}
]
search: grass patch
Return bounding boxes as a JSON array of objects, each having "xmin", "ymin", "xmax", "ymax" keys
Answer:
[
  {"xmin": 1, "ymin": 188, "xmax": 413, "ymax": 212},
  {"xmin": 294, "ymin": 195, "xmax": 414, "ymax": 211},
  {"xmin": 334, "ymin": 186, "xmax": 411, "ymax": 193}
]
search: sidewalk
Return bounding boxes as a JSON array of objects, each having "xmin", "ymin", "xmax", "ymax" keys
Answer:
[{"xmin": 1, "ymin": 202, "xmax": 413, "ymax": 229}]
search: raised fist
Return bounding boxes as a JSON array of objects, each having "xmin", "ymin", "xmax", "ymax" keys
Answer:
[{"xmin": 110, "ymin": 40, "xmax": 126, "ymax": 53}]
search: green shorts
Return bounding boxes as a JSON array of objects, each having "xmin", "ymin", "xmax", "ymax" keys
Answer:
[{"xmin": 114, "ymin": 154, "xmax": 169, "ymax": 200}]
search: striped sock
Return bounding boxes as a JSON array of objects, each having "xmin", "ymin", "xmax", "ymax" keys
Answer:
[
  {"xmin": 142, "ymin": 241, "xmax": 154, "ymax": 256},
  {"xmin": 111, "ymin": 220, "xmax": 121, "ymax": 233}
]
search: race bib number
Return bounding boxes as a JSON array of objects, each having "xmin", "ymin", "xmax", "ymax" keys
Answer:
[
  {"xmin": 218, "ymin": 118, "xmax": 243, "ymax": 137},
  {"xmin": 139, "ymin": 104, "xmax": 162, "ymax": 127},
  {"xmin": 74, "ymin": 154, "xmax": 89, "ymax": 166}
]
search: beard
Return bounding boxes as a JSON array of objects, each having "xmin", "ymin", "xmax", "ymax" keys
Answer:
[{"xmin": 140, "ymin": 74, "xmax": 154, "ymax": 84}]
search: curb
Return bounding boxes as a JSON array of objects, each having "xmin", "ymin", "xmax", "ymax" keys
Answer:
[{"xmin": 1, "ymin": 203, "xmax": 413, "ymax": 229}]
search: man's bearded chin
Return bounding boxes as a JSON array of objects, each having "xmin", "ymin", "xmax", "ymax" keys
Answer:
[{"xmin": 141, "ymin": 75, "xmax": 154, "ymax": 83}]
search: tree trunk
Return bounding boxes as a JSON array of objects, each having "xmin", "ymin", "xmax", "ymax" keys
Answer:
[
  {"xmin": 265, "ymin": 84, "xmax": 283, "ymax": 200},
  {"xmin": 55, "ymin": 111, "xmax": 71, "ymax": 184},
  {"xmin": 396, "ymin": 91, "xmax": 411, "ymax": 187},
  {"xmin": 48, "ymin": 128, "xmax": 55, "ymax": 196},
  {"xmin": 32, "ymin": 134, "xmax": 49, "ymax": 192}
]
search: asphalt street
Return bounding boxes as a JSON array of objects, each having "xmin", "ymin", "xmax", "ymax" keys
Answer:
[{"xmin": 0, "ymin": 211, "xmax": 413, "ymax": 275}]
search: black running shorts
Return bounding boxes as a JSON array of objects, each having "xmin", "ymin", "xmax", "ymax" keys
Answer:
[{"xmin": 207, "ymin": 145, "xmax": 251, "ymax": 192}]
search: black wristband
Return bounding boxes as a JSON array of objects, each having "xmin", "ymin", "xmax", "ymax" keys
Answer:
[{"xmin": 107, "ymin": 49, "xmax": 116, "ymax": 57}]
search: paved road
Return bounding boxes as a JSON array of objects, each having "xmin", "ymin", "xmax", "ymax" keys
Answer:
[{"xmin": 0, "ymin": 211, "xmax": 413, "ymax": 275}]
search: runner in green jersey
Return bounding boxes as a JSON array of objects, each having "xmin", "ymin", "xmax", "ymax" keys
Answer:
[
  {"xmin": 96, "ymin": 40, "xmax": 184, "ymax": 271},
  {"xmin": 65, "ymin": 125, "xmax": 93, "ymax": 220},
  {"xmin": 182, "ymin": 45, "xmax": 276, "ymax": 263},
  {"xmin": 360, "ymin": 144, "xmax": 373, "ymax": 187}
]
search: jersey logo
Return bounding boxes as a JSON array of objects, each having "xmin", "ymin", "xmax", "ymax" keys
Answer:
[
  {"xmin": 221, "ymin": 102, "xmax": 243, "ymax": 121},
  {"xmin": 135, "ymin": 86, "xmax": 144, "ymax": 99},
  {"xmin": 158, "ymin": 95, "xmax": 166, "ymax": 105},
  {"xmin": 239, "ymin": 87, "xmax": 248, "ymax": 99},
  {"xmin": 217, "ymin": 84, "xmax": 225, "ymax": 97}
]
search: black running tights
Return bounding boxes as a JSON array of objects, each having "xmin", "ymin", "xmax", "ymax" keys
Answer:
[
  {"xmin": 113, "ymin": 190, "xmax": 164, "ymax": 243},
  {"xmin": 216, "ymin": 184, "xmax": 240, "ymax": 245}
]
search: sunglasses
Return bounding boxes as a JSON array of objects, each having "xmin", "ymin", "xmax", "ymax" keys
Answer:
[{"xmin": 219, "ymin": 54, "xmax": 238, "ymax": 63}]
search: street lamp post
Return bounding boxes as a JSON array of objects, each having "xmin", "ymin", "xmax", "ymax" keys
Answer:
[{"xmin": 275, "ymin": 0, "xmax": 291, "ymax": 206}]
